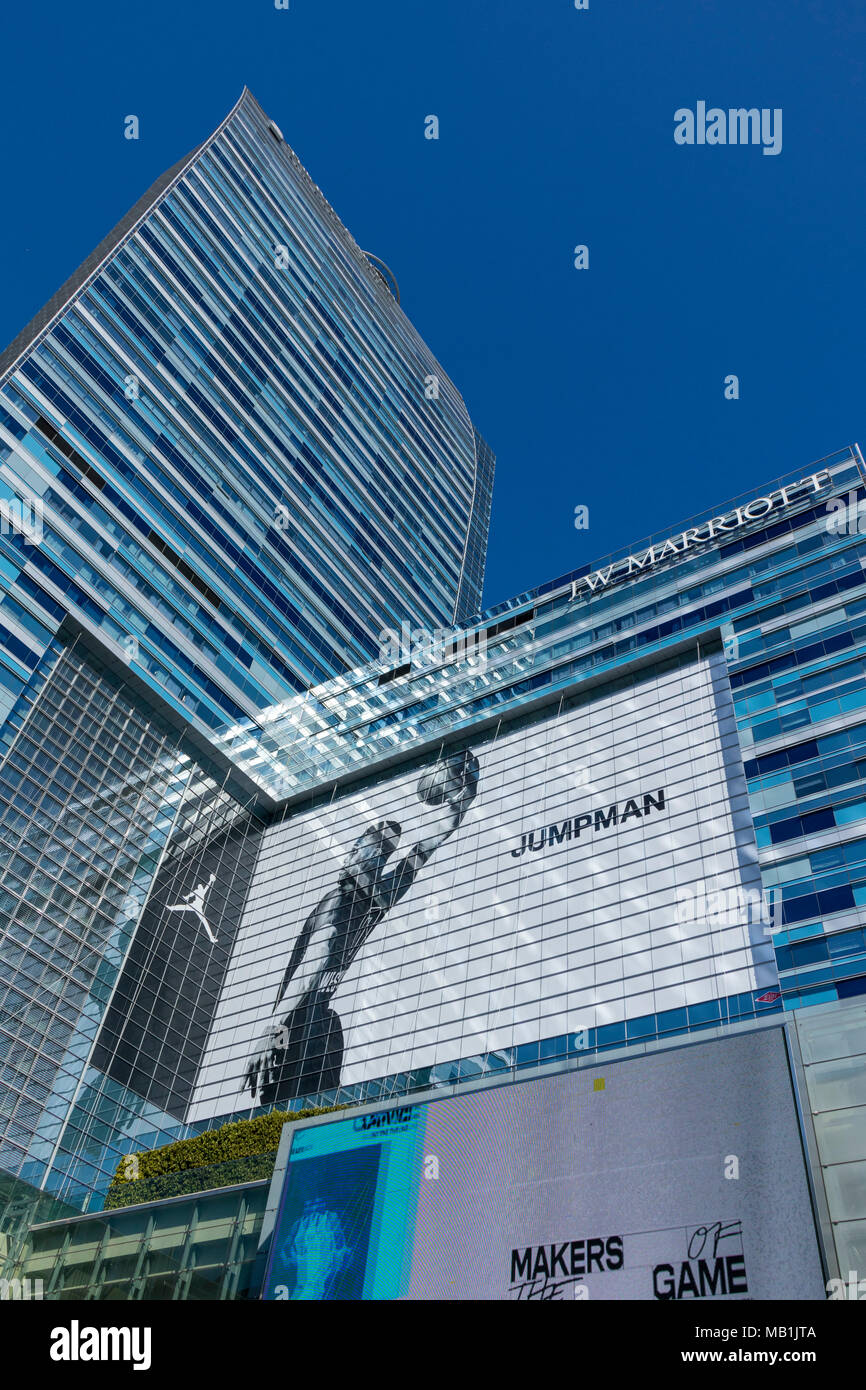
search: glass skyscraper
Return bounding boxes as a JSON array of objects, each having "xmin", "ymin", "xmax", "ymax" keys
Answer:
[
  {"xmin": 0, "ymin": 89, "xmax": 493, "ymax": 1215},
  {"xmin": 0, "ymin": 87, "xmax": 494, "ymax": 726}
]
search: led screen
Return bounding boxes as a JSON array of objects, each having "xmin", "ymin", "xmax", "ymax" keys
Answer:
[{"xmin": 261, "ymin": 1027, "xmax": 825, "ymax": 1301}]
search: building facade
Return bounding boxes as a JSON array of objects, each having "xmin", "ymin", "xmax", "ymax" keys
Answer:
[
  {"xmin": 0, "ymin": 86, "xmax": 493, "ymax": 724},
  {"xmin": 73, "ymin": 444, "xmax": 866, "ymax": 1292},
  {"xmin": 184, "ymin": 452, "xmax": 866, "ymax": 1122},
  {"xmin": 16, "ymin": 1004, "xmax": 862, "ymax": 1300},
  {"xmin": 5, "ymin": 445, "xmax": 866, "ymax": 1294},
  {"xmin": 0, "ymin": 90, "xmax": 493, "ymax": 1213}
]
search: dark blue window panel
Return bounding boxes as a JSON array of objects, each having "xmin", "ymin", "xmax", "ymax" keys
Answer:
[
  {"xmin": 745, "ymin": 748, "xmax": 789, "ymax": 777},
  {"xmin": 829, "ymin": 763, "xmax": 866, "ymax": 790},
  {"xmin": 833, "ymin": 957, "xmax": 866, "ymax": 980},
  {"xmin": 0, "ymin": 624, "xmax": 39, "ymax": 669},
  {"xmin": 823, "ymin": 727, "xmax": 863, "ymax": 753},
  {"xmin": 789, "ymin": 938, "xmax": 830, "ymax": 967},
  {"xmin": 801, "ymin": 807, "xmax": 837, "ymax": 835},
  {"xmin": 829, "ymin": 929, "xmax": 866, "ymax": 956},
  {"xmin": 626, "ymin": 1014, "xmax": 655, "ymax": 1038},
  {"xmin": 0, "ymin": 405, "xmax": 27, "ymax": 440},
  {"xmin": 734, "ymin": 662, "xmax": 769, "ymax": 686},
  {"xmin": 795, "ymin": 771, "xmax": 830, "ymax": 796},
  {"xmin": 778, "ymin": 709, "xmax": 812, "ymax": 734},
  {"xmin": 785, "ymin": 964, "xmax": 835, "ymax": 987},
  {"xmin": 818, "ymin": 885, "xmax": 856, "ymax": 915},
  {"xmin": 687, "ymin": 1000, "xmax": 721, "ymax": 1024},
  {"xmin": 782, "ymin": 893, "xmax": 820, "ymax": 924},
  {"xmin": 596, "ymin": 1022, "xmax": 626, "ymax": 1047},
  {"xmin": 770, "ymin": 815, "xmax": 805, "ymax": 844},
  {"xmin": 656, "ymin": 1007, "xmax": 688, "ymax": 1032},
  {"xmin": 813, "ymin": 844, "xmax": 849, "ymax": 871}
]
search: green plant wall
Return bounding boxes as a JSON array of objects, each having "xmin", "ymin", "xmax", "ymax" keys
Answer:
[{"xmin": 105, "ymin": 1105, "xmax": 347, "ymax": 1210}]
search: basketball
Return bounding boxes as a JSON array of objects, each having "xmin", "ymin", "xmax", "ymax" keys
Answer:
[{"xmin": 417, "ymin": 750, "xmax": 479, "ymax": 805}]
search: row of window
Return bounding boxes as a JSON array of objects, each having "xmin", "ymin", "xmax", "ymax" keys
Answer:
[
  {"xmin": 270, "ymin": 548, "xmax": 866, "ymax": 799},
  {"xmin": 776, "ymin": 924, "xmax": 866, "ymax": 972},
  {"xmin": 197, "ymin": 990, "xmax": 790, "ymax": 1131}
]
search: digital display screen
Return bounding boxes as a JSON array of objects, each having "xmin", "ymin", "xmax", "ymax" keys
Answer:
[{"xmin": 261, "ymin": 1027, "xmax": 824, "ymax": 1301}]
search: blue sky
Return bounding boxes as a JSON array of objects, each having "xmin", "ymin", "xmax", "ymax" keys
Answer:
[{"xmin": 2, "ymin": 0, "xmax": 864, "ymax": 609}]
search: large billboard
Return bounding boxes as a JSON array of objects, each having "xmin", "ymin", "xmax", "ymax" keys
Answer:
[
  {"xmin": 260, "ymin": 1028, "xmax": 825, "ymax": 1301},
  {"xmin": 190, "ymin": 652, "xmax": 777, "ymax": 1121}
]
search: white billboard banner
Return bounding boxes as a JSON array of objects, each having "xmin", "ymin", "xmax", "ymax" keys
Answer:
[{"xmin": 189, "ymin": 650, "xmax": 775, "ymax": 1121}]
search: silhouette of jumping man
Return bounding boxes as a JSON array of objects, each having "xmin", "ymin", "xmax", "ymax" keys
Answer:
[
  {"xmin": 166, "ymin": 872, "xmax": 218, "ymax": 944},
  {"xmin": 244, "ymin": 750, "xmax": 479, "ymax": 1104}
]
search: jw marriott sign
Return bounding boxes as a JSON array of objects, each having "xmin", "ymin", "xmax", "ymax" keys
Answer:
[{"xmin": 570, "ymin": 470, "xmax": 832, "ymax": 600}]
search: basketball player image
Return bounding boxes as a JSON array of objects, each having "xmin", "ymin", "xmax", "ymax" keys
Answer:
[{"xmin": 244, "ymin": 749, "xmax": 479, "ymax": 1104}]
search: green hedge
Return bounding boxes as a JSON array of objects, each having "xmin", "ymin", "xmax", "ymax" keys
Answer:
[{"xmin": 105, "ymin": 1106, "xmax": 347, "ymax": 1210}]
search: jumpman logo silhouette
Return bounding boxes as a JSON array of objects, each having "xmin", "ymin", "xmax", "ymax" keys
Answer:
[{"xmin": 166, "ymin": 872, "xmax": 218, "ymax": 944}]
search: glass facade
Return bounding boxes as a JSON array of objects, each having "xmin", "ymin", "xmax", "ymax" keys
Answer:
[
  {"xmin": 0, "ymin": 89, "xmax": 495, "ymax": 1217},
  {"xmin": 0, "ymin": 632, "xmax": 269, "ymax": 1208},
  {"xmin": 0, "ymin": 87, "xmax": 494, "ymax": 742},
  {"xmin": 0, "ymin": 638, "xmax": 187, "ymax": 1183},
  {"xmin": 216, "ymin": 452, "xmax": 865, "ymax": 799},
  {"xmin": 0, "ymin": 1170, "xmax": 79, "ymax": 1284},
  {"xmin": 1, "ymin": 447, "xmax": 865, "ymax": 1224},
  {"xmin": 19, "ymin": 1180, "xmax": 268, "ymax": 1300},
  {"xmin": 789, "ymin": 996, "xmax": 866, "ymax": 1287}
]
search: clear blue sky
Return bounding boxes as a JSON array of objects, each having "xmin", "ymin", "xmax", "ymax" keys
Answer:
[{"xmin": 2, "ymin": 0, "xmax": 863, "ymax": 610}]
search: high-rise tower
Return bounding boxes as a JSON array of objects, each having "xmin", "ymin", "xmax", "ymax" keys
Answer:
[
  {"xmin": 0, "ymin": 88, "xmax": 494, "ymax": 738},
  {"xmin": 0, "ymin": 90, "xmax": 493, "ymax": 1211}
]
